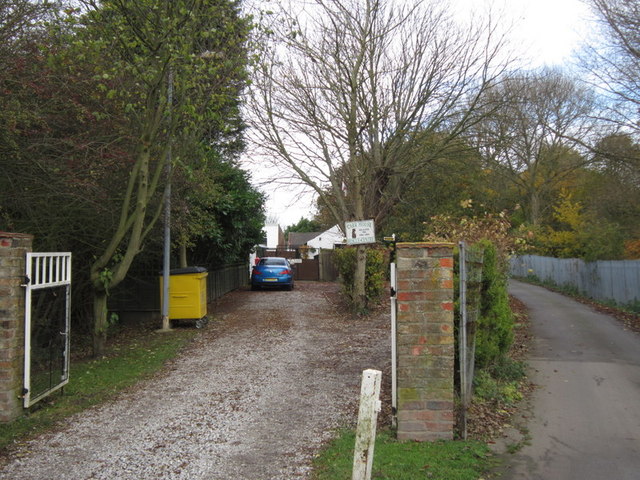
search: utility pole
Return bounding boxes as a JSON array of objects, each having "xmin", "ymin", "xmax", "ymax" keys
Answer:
[{"xmin": 160, "ymin": 67, "xmax": 173, "ymax": 331}]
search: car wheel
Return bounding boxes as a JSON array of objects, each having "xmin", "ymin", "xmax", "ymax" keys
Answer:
[{"xmin": 251, "ymin": 284, "xmax": 259, "ymax": 291}]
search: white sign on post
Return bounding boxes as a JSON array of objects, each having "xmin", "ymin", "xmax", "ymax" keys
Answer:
[{"xmin": 345, "ymin": 220, "xmax": 376, "ymax": 245}]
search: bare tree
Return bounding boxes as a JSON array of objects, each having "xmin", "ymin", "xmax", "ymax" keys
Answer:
[
  {"xmin": 248, "ymin": 0, "xmax": 510, "ymax": 311},
  {"xmin": 582, "ymin": 0, "xmax": 640, "ymax": 132},
  {"xmin": 469, "ymin": 69, "xmax": 597, "ymax": 225}
]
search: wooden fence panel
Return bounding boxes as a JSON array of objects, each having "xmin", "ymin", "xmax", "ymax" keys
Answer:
[
  {"xmin": 295, "ymin": 259, "xmax": 319, "ymax": 281},
  {"xmin": 319, "ymin": 249, "xmax": 338, "ymax": 281}
]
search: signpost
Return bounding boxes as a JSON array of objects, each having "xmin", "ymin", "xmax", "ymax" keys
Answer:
[{"xmin": 345, "ymin": 220, "xmax": 376, "ymax": 245}]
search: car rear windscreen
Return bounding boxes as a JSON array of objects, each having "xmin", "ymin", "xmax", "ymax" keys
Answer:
[{"xmin": 262, "ymin": 258, "xmax": 286, "ymax": 265}]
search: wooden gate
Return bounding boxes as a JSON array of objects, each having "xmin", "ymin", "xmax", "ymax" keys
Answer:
[
  {"xmin": 291, "ymin": 250, "xmax": 338, "ymax": 282},
  {"xmin": 294, "ymin": 258, "xmax": 320, "ymax": 281}
]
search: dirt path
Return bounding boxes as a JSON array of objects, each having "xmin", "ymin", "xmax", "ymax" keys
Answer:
[{"xmin": 0, "ymin": 282, "xmax": 391, "ymax": 480}]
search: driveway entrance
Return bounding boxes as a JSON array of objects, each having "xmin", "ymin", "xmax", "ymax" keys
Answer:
[{"xmin": 0, "ymin": 282, "xmax": 390, "ymax": 480}]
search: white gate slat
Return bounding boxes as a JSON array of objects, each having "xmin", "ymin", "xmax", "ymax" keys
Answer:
[
  {"xmin": 27, "ymin": 253, "xmax": 71, "ymax": 290},
  {"xmin": 23, "ymin": 252, "xmax": 72, "ymax": 408}
]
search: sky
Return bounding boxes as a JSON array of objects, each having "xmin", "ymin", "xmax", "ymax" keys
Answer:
[{"xmin": 250, "ymin": 0, "xmax": 595, "ymax": 229}]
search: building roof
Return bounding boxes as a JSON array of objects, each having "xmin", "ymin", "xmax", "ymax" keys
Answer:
[{"xmin": 288, "ymin": 231, "xmax": 322, "ymax": 248}]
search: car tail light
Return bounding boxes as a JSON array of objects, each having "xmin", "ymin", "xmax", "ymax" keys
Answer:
[
  {"xmin": 282, "ymin": 269, "xmax": 292, "ymax": 275},
  {"xmin": 253, "ymin": 268, "xmax": 262, "ymax": 275}
]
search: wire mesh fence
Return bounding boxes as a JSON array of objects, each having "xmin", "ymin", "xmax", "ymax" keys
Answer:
[{"xmin": 108, "ymin": 263, "xmax": 249, "ymax": 314}]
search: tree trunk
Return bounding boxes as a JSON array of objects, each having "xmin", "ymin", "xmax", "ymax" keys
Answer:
[
  {"xmin": 179, "ymin": 242, "xmax": 188, "ymax": 268},
  {"xmin": 530, "ymin": 190, "xmax": 541, "ymax": 226},
  {"xmin": 353, "ymin": 244, "xmax": 368, "ymax": 313},
  {"xmin": 93, "ymin": 289, "xmax": 109, "ymax": 356}
]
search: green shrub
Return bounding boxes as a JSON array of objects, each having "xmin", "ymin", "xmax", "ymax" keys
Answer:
[
  {"xmin": 333, "ymin": 246, "xmax": 387, "ymax": 310},
  {"xmin": 489, "ymin": 357, "xmax": 526, "ymax": 383},
  {"xmin": 626, "ymin": 300, "xmax": 640, "ymax": 314},
  {"xmin": 455, "ymin": 239, "xmax": 517, "ymax": 408},
  {"xmin": 472, "ymin": 370, "xmax": 501, "ymax": 402},
  {"xmin": 364, "ymin": 248, "xmax": 386, "ymax": 300},
  {"xmin": 473, "ymin": 370, "xmax": 522, "ymax": 406},
  {"xmin": 475, "ymin": 239, "xmax": 514, "ymax": 369}
]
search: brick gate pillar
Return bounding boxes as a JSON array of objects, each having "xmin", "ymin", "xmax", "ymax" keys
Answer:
[
  {"xmin": 396, "ymin": 242, "xmax": 455, "ymax": 441},
  {"xmin": 0, "ymin": 232, "xmax": 33, "ymax": 422}
]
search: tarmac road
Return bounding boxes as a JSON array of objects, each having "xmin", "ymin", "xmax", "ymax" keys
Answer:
[{"xmin": 498, "ymin": 280, "xmax": 640, "ymax": 479}]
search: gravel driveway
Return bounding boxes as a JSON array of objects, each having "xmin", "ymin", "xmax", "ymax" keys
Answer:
[{"xmin": 0, "ymin": 282, "xmax": 391, "ymax": 480}]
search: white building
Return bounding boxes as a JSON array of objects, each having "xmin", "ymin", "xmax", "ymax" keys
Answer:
[
  {"xmin": 264, "ymin": 222, "xmax": 284, "ymax": 249},
  {"xmin": 307, "ymin": 225, "xmax": 345, "ymax": 252},
  {"xmin": 287, "ymin": 225, "xmax": 345, "ymax": 258}
]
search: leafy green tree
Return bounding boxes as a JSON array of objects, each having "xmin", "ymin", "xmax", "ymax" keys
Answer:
[
  {"xmin": 172, "ymin": 152, "xmax": 266, "ymax": 268},
  {"xmin": 285, "ymin": 217, "xmax": 322, "ymax": 236},
  {"xmin": 381, "ymin": 137, "xmax": 511, "ymax": 241},
  {"xmin": 63, "ymin": 0, "xmax": 246, "ymax": 353},
  {"xmin": 583, "ymin": 134, "xmax": 640, "ymax": 240},
  {"xmin": 1, "ymin": 4, "xmax": 140, "ymax": 334},
  {"xmin": 533, "ymin": 190, "xmax": 625, "ymax": 261},
  {"xmin": 333, "ymin": 247, "xmax": 387, "ymax": 311},
  {"xmin": 0, "ymin": 1, "xmax": 253, "ymax": 354},
  {"xmin": 73, "ymin": 0, "xmax": 253, "ymax": 354}
]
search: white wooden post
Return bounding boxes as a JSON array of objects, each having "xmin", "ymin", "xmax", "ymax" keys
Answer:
[{"xmin": 352, "ymin": 369, "xmax": 382, "ymax": 480}]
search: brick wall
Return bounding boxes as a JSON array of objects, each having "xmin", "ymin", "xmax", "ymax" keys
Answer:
[
  {"xmin": 0, "ymin": 232, "xmax": 32, "ymax": 422},
  {"xmin": 395, "ymin": 242, "xmax": 455, "ymax": 441}
]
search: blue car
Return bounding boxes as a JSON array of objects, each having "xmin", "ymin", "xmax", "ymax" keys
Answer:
[{"xmin": 251, "ymin": 257, "xmax": 295, "ymax": 290}]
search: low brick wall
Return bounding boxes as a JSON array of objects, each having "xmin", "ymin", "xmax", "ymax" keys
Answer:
[
  {"xmin": 0, "ymin": 232, "xmax": 32, "ymax": 422},
  {"xmin": 395, "ymin": 242, "xmax": 455, "ymax": 441}
]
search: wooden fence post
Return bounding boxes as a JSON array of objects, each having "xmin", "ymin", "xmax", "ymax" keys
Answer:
[{"xmin": 352, "ymin": 369, "xmax": 382, "ymax": 480}]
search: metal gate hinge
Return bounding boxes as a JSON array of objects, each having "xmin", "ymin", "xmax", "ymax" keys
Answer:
[{"xmin": 20, "ymin": 276, "xmax": 30, "ymax": 287}]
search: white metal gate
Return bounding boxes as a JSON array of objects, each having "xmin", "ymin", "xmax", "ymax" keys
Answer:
[{"xmin": 23, "ymin": 252, "xmax": 71, "ymax": 407}]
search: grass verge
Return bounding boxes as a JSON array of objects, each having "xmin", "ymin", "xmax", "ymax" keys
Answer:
[
  {"xmin": 312, "ymin": 429, "xmax": 494, "ymax": 480},
  {"xmin": 0, "ymin": 326, "xmax": 197, "ymax": 452}
]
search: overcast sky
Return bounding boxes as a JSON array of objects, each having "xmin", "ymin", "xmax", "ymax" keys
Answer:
[{"xmin": 250, "ymin": 0, "xmax": 595, "ymax": 229}]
